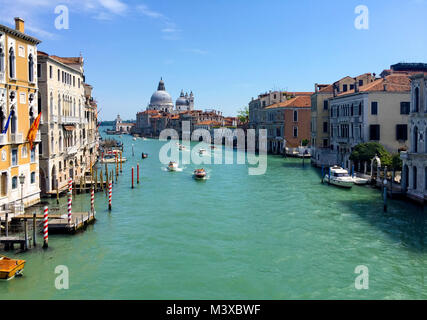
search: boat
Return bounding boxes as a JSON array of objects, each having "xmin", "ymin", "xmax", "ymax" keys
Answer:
[
  {"xmin": 193, "ymin": 168, "xmax": 207, "ymax": 180},
  {"xmin": 199, "ymin": 148, "xmax": 207, "ymax": 155},
  {"xmin": 100, "ymin": 154, "xmax": 127, "ymax": 164},
  {"xmin": 133, "ymin": 137, "xmax": 137, "ymax": 141},
  {"xmin": 179, "ymin": 145, "xmax": 186, "ymax": 151},
  {"xmin": 210, "ymin": 145, "xmax": 217, "ymax": 150},
  {"xmin": 353, "ymin": 177, "xmax": 369, "ymax": 185},
  {"xmin": 324, "ymin": 166, "xmax": 354, "ymax": 188},
  {"xmin": 0, "ymin": 255, "xmax": 26, "ymax": 280},
  {"xmin": 168, "ymin": 161, "xmax": 179, "ymax": 172},
  {"xmin": 142, "ymin": 153, "xmax": 148, "ymax": 159}
]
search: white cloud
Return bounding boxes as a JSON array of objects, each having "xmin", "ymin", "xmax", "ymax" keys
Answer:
[
  {"xmin": 136, "ymin": 4, "xmax": 165, "ymax": 19},
  {"xmin": 98, "ymin": 0, "xmax": 127, "ymax": 15},
  {"xmin": 183, "ymin": 48, "xmax": 208, "ymax": 55}
]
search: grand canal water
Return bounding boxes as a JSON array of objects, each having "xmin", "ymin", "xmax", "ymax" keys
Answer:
[{"xmin": 1, "ymin": 133, "xmax": 426, "ymax": 299}]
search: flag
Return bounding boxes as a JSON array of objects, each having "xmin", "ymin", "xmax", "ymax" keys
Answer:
[
  {"xmin": 2, "ymin": 111, "xmax": 12, "ymax": 134},
  {"xmin": 27, "ymin": 112, "xmax": 42, "ymax": 150}
]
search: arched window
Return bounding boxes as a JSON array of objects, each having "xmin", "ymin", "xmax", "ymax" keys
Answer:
[
  {"xmin": 413, "ymin": 126, "xmax": 418, "ymax": 153},
  {"xmin": 413, "ymin": 166, "xmax": 418, "ymax": 190},
  {"xmin": 414, "ymin": 87, "xmax": 420, "ymax": 112},
  {"xmin": 51, "ymin": 136, "xmax": 54, "ymax": 152},
  {"xmin": 59, "ymin": 135, "xmax": 63, "ymax": 151},
  {"xmin": 58, "ymin": 94, "xmax": 61, "ymax": 116},
  {"xmin": 425, "ymin": 167, "xmax": 427, "ymax": 191},
  {"xmin": 28, "ymin": 54, "xmax": 34, "ymax": 82},
  {"xmin": 50, "ymin": 92, "xmax": 53, "ymax": 114},
  {"xmin": 10, "ymin": 108, "xmax": 16, "ymax": 134},
  {"xmin": 9, "ymin": 47, "xmax": 15, "ymax": 78},
  {"xmin": 73, "ymin": 99, "xmax": 76, "ymax": 117},
  {"xmin": 0, "ymin": 108, "xmax": 5, "ymax": 132}
]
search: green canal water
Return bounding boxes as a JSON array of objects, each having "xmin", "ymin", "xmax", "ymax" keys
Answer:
[{"xmin": 1, "ymin": 134, "xmax": 426, "ymax": 300}]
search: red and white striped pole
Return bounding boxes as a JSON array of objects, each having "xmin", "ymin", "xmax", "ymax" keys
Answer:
[
  {"xmin": 67, "ymin": 191, "xmax": 72, "ymax": 226},
  {"xmin": 43, "ymin": 206, "xmax": 48, "ymax": 249},
  {"xmin": 91, "ymin": 185, "xmax": 95, "ymax": 214},
  {"xmin": 132, "ymin": 167, "xmax": 134, "ymax": 189},
  {"xmin": 68, "ymin": 177, "xmax": 73, "ymax": 200},
  {"xmin": 108, "ymin": 180, "xmax": 112, "ymax": 211}
]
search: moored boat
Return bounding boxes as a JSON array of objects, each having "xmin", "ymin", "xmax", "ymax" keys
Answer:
[
  {"xmin": 353, "ymin": 177, "xmax": 369, "ymax": 185},
  {"xmin": 100, "ymin": 154, "xmax": 127, "ymax": 164},
  {"xmin": 0, "ymin": 255, "xmax": 26, "ymax": 280},
  {"xmin": 324, "ymin": 166, "xmax": 354, "ymax": 188},
  {"xmin": 193, "ymin": 168, "xmax": 207, "ymax": 180}
]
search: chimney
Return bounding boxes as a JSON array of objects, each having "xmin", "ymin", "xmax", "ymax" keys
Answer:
[
  {"xmin": 315, "ymin": 83, "xmax": 319, "ymax": 93},
  {"xmin": 354, "ymin": 78, "xmax": 359, "ymax": 93},
  {"xmin": 14, "ymin": 17, "xmax": 25, "ymax": 33}
]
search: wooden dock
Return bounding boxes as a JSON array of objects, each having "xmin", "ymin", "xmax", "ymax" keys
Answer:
[{"xmin": 0, "ymin": 236, "xmax": 29, "ymax": 251}]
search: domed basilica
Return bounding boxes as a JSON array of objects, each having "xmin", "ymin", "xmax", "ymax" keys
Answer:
[{"xmin": 147, "ymin": 78, "xmax": 194, "ymax": 113}]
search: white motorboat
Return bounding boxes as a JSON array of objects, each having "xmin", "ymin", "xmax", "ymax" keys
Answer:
[
  {"xmin": 353, "ymin": 177, "xmax": 369, "ymax": 185},
  {"xmin": 168, "ymin": 161, "xmax": 179, "ymax": 172},
  {"xmin": 324, "ymin": 166, "xmax": 354, "ymax": 188}
]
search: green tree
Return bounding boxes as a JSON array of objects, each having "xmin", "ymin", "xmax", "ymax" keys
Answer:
[
  {"xmin": 391, "ymin": 153, "xmax": 403, "ymax": 171},
  {"xmin": 237, "ymin": 106, "xmax": 249, "ymax": 123},
  {"xmin": 349, "ymin": 142, "xmax": 392, "ymax": 167}
]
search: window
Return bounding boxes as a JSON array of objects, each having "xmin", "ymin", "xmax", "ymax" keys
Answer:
[
  {"xmin": 359, "ymin": 102, "xmax": 362, "ymax": 116},
  {"xmin": 21, "ymin": 146, "xmax": 27, "ymax": 158},
  {"xmin": 57, "ymin": 69, "xmax": 60, "ymax": 81},
  {"xmin": 414, "ymin": 87, "xmax": 420, "ymax": 112},
  {"xmin": 323, "ymin": 122, "xmax": 328, "ymax": 133},
  {"xmin": 371, "ymin": 102, "xmax": 378, "ymax": 115},
  {"xmin": 369, "ymin": 124, "xmax": 380, "ymax": 141},
  {"xmin": 359, "ymin": 80, "xmax": 363, "ymax": 87},
  {"xmin": 30, "ymin": 149, "xmax": 35, "ymax": 162},
  {"xmin": 9, "ymin": 48, "xmax": 15, "ymax": 78},
  {"xmin": 28, "ymin": 54, "xmax": 34, "ymax": 82},
  {"xmin": 12, "ymin": 176, "xmax": 18, "ymax": 190},
  {"xmin": 274, "ymin": 94, "xmax": 276, "ymax": 99},
  {"xmin": 396, "ymin": 124, "xmax": 408, "ymax": 141},
  {"xmin": 350, "ymin": 84, "xmax": 354, "ymax": 90},
  {"xmin": 293, "ymin": 126, "xmax": 298, "ymax": 138},
  {"xmin": 49, "ymin": 66, "xmax": 53, "ymax": 79},
  {"xmin": 0, "ymin": 47, "xmax": 4, "ymax": 73},
  {"xmin": 400, "ymin": 102, "xmax": 410, "ymax": 115},
  {"xmin": 10, "ymin": 108, "xmax": 16, "ymax": 133},
  {"xmin": 31, "ymin": 172, "xmax": 36, "ymax": 184},
  {"xmin": 323, "ymin": 100, "xmax": 328, "ymax": 110},
  {"xmin": 293, "ymin": 110, "xmax": 298, "ymax": 122},
  {"xmin": 73, "ymin": 76, "xmax": 75, "ymax": 87},
  {"xmin": 413, "ymin": 167, "xmax": 417, "ymax": 190},
  {"xmin": 37, "ymin": 63, "xmax": 41, "ymax": 79},
  {"xmin": 11, "ymin": 149, "xmax": 18, "ymax": 166},
  {"xmin": 323, "ymin": 139, "xmax": 328, "ymax": 148},
  {"xmin": 343, "ymin": 84, "xmax": 348, "ymax": 92},
  {"xmin": 0, "ymin": 173, "xmax": 7, "ymax": 197}
]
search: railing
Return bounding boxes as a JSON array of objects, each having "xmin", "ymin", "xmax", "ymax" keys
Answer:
[
  {"xmin": 0, "ymin": 134, "xmax": 6, "ymax": 145},
  {"xmin": 66, "ymin": 146, "xmax": 78, "ymax": 155},
  {"xmin": 10, "ymin": 133, "xmax": 23, "ymax": 144},
  {"xmin": 62, "ymin": 116, "xmax": 80, "ymax": 124},
  {"xmin": 51, "ymin": 115, "xmax": 58, "ymax": 123}
]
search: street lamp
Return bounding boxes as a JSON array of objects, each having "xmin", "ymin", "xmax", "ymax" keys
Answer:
[{"xmin": 19, "ymin": 173, "xmax": 25, "ymax": 210}]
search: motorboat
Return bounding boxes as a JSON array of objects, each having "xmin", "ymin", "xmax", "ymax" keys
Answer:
[
  {"xmin": 199, "ymin": 148, "xmax": 207, "ymax": 155},
  {"xmin": 193, "ymin": 169, "xmax": 207, "ymax": 180},
  {"xmin": 179, "ymin": 145, "xmax": 187, "ymax": 151},
  {"xmin": 210, "ymin": 145, "xmax": 217, "ymax": 150},
  {"xmin": 133, "ymin": 137, "xmax": 137, "ymax": 141},
  {"xmin": 100, "ymin": 154, "xmax": 126, "ymax": 164},
  {"xmin": 142, "ymin": 153, "xmax": 148, "ymax": 159},
  {"xmin": 168, "ymin": 161, "xmax": 179, "ymax": 172},
  {"xmin": 0, "ymin": 255, "xmax": 26, "ymax": 280},
  {"xmin": 324, "ymin": 166, "xmax": 354, "ymax": 188},
  {"xmin": 353, "ymin": 177, "xmax": 369, "ymax": 185}
]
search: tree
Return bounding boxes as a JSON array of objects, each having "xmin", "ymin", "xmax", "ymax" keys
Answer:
[
  {"xmin": 350, "ymin": 142, "xmax": 392, "ymax": 167},
  {"xmin": 391, "ymin": 153, "xmax": 403, "ymax": 171},
  {"xmin": 237, "ymin": 106, "xmax": 249, "ymax": 123}
]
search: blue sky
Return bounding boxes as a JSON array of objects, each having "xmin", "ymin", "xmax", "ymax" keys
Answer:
[{"xmin": 1, "ymin": 0, "xmax": 426, "ymax": 121}]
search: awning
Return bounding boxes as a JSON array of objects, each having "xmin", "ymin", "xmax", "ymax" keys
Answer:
[{"xmin": 63, "ymin": 125, "xmax": 75, "ymax": 131}]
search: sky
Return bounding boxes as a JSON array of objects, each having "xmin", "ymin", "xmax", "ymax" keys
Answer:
[{"xmin": 0, "ymin": 0, "xmax": 426, "ymax": 121}]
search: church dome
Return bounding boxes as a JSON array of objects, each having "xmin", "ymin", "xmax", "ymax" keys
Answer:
[
  {"xmin": 176, "ymin": 90, "xmax": 189, "ymax": 106},
  {"xmin": 150, "ymin": 79, "xmax": 173, "ymax": 107}
]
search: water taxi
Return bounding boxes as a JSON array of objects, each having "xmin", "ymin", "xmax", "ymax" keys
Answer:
[
  {"xmin": 0, "ymin": 255, "xmax": 26, "ymax": 280},
  {"xmin": 193, "ymin": 169, "xmax": 207, "ymax": 180},
  {"xmin": 168, "ymin": 161, "xmax": 179, "ymax": 172},
  {"xmin": 324, "ymin": 166, "xmax": 354, "ymax": 188}
]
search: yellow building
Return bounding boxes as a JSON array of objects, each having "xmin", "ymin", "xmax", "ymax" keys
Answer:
[{"xmin": 0, "ymin": 18, "xmax": 41, "ymax": 214}]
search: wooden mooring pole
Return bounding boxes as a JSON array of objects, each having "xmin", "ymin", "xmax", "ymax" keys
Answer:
[
  {"xmin": 132, "ymin": 167, "xmax": 134, "ymax": 189},
  {"xmin": 137, "ymin": 163, "xmax": 140, "ymax": 184},
  {"xmin": 33, "ymin": 213, "xmax": 37, "ymax": 247}
]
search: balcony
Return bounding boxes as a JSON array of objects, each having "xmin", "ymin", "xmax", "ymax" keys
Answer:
[
  {"xmin": 66, "ymin": 145, "xmax": 78, "ymax": 155},
  {"xmin": 10, "ymin": 133, "xmax": 23, "ymax": 144},
  {"xmin": 62, "ymin": 116, "xmax": 80, "ymax": 124},
  {"xmin": 0, "ymin": 134, "xmax": 6, "ymax": 145},
  {"xmin": 51, "ymin": 115, "xmax": 58, "ymax": 123}
]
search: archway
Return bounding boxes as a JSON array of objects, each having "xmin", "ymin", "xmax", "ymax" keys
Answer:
[
  {"xmin": 39, "ymin": 167, "xmax": 46, "ymax": 194},
  {"xmin": 51, "ymin": 165, "xmax": 57, "ymax": 191}
]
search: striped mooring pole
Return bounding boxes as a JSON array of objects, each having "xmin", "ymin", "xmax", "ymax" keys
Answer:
[
  {"xmin": 67, "ymin": 191, "xmax": 72, "ymax": 226},
  {"xmin": 132, "ymin": 167, "xmax": 134, "ymax": 189},
  {"xmin": 91, "ymin": 185, "xmax": 95, "ymax": 214},
  {"xmin": 43, "ymin": 206, "xmax": 48, "ymax": 249},
  {"xmin": 68, "ymin": 177, "xmax": 73, "ymax": 200},
  {"xmin": 108, "ymin": 180, "xmax": 112, "ymax": 211}
]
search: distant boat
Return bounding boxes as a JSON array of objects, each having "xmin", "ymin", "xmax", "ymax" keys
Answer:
[
  {"xmin": 100, "ymin": 154, "xmax": 126, "ymax": 164},
  {"xmin": 142, "ymin": 153, "xmax": 148, "ymax": 159},
  {"xmin": 199, "ymin": 148, "xmax": 207, "ymax": 155},
  {"xmin": 193, "ymin": 168, "xmax": 207, "ymax": 180},
  {"xmin": 0, "ymin": 255, "xmax": 26, "ymax": 280},
  {"xmin": 324, "ymin": 166, "xmax": 354, "ymax": 188},
  {"xmin": 168, "ymin": 161, "xmax": 179, "ymax": 172}
]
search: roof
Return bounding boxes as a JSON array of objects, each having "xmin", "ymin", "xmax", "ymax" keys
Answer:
[
  {"xmin": 0, "ymin": 23, "xmax": 41, "ymax": 44},
  {"xmin": 318, "ymin": 84, "xmax": 334, "ymax": 93},
  {"xmin": 336, "ymin": 74, "xmax": 411, "ymax": 97},
  {"xmin": 265, "ymin": 95, "xmax": 312, "ymax": 109},
  {"xmin": 195, "ymin": 120, "xmax": 222, "ymax": 126}
]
